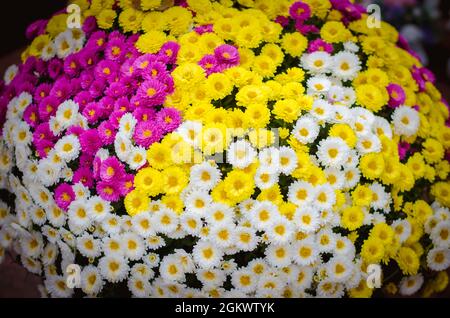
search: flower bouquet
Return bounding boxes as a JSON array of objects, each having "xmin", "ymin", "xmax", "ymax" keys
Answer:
[{"xmin": 0, "ymin": 0, "xmax": 449, "ymax": 298}]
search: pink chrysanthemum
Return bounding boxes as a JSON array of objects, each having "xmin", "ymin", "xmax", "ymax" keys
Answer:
[
  {"xmin": 54, "ymin": 183, "xmax": 75, "ymax": 211},
  {"xmin": 100, "ymin": 157, "xmax": 126, "ymax": 182},
  {"xmin": 133, "ymin": 120, "xmax": 163, "ymax": 148}
]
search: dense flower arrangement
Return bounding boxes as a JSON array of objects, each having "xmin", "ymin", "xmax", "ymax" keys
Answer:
[{"xmin": 0, "ymin": 0, "xmax": 450, "ymax": 298}]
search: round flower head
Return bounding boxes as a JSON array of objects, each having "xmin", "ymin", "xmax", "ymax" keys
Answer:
[
  {"xmin": 290, "ymin": 1, "xmax": 312, "ymax": 21},
  {"xmin": 136, "ymin": 79, "xmax": 167, "ymax": 107},
  {"xmin": 214, "ymin": 44, "xmax": 240, "ymax": 66}
]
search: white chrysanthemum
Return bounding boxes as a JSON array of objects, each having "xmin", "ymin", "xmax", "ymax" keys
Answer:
[
  {"xmin": 131, "ymin": 212, "xmax": 155, "ymax": 238},
  {"xmin": 47, "ymin": 204, "xmax": 67, "ymax": 228},
  {"xmin": 332, "ymin": 105, "xmax": 353, "ymax": 125},
  {"xmin": 30, "ymin": 205, "xmax": 47, "ymax": 226},
  {"xmin": 351, "ymin": 117, "xmax": 372, "ymax": 137},
  {"xmin": 258, "ymin": 147, "xmax": 280, "ymax": 174},
  {"xmin": 369, "ymin": 182, "xmax": 391, "ymax": 212},
  {"xmin": 424, "ymin": 215, "xmax": 440, "ymax": 235},
  {"xmin": 307, "ymin": 75, "xmax": 331, "ymax": 95},
  {"xmin": 371, "ymin": 212, "xmax": 386, "ymax": 225},
  {"xmin": 77, "ymin": 234, "xmax": 101, "ymax": 259},
  {"xmin": 87, "ymin": 195, "xmax": 111, "ymax": 222},
  {"xmin": 128, "ymin": 274, "xmax": 151, "ymax": 298},
  {"xmin": 209, "ymin": 223, "xmax": 236, "ymax": 248},
  {"xmin": 114, "ymin": 132, "xmax": 133, "ymax": 162},
  {"xmin": 356, "ymin": 134, "xmax": 381, "ymax": 154},
  {"xmin": 152, "ymin": 207, "xmax": 179, "ymax": 234},
  {"xmin": 102, "ymin": 214, "xmax": 122, "ymax": 235},
  {"xmin": 310, "ymin": 99, "xmax": 334, "ymax": 122},
  {"xmin": 16, "ymin": 207, "xmax": 31, "ymax": 228},
  {"xmin": 118, "ymin": 113, "xmax": 137, "ymax": 138},
  {"xmin": 231, "ymin": 268, "xmax": 257, "ymax": 294},
  {"xmin": 3, "ymin": 64, "xmax": 18, "ymax": 85},
  {"xmin": 227, "ymin": 139, "xmax": 257, "ymax": 169},
  {"xmin": 265, "ymin": 243, "xmax": 292, "ymax": 268},
  {"xmin": 72, "ymin": 182, "xmax": 89, "ymax": 199},
  {"xmin": 197, "ymin": 268, "xmax": 226, "ymax": 288},
  {"xmin": 143, "ymin": 252, "xmax": 160, "ymax": 268},
  {"xmin": 120, "ymin": 215, "xmax": 133, "ymax": 232},
  {"xmin": 42, "ymin": 243, "xmax": 58, "ymax": 266},
  {"xmin": 256, "ymin": 274, "xmax": 284, "ymax": 297},
  {"xmin": 245, "ymin": 258, "xmax": 268, "ymax": 277},
  {"xmin": 334, "ymin": 236, "xmax": 355, "ymax": 258},
  {"xmin": 173, "ymin": 249, "xmax": 195, "ymax": 273},
  {"xmin": 343, "ymin": 167, "xmax": 361, "ymax": 189},
  {"xmin": 160, "ymin": 255, "xmax": 186, "ymax": 282},
  {"xmin": 249, "ymin": 201, "xmax": 278, "ymax": 230},
  {"xmin": 122, "ymin": 232, "xmax": 145, "ymax": 261},
  {"xmin": 131, "ymin": 263, "xmax": 155, "ymax": 280},
  {"xmin": 16, "ymin": 91, "xmax": 32, "ymax": 112},
  {"xmin": 292, "ymin": 238, "xmax": 318, "ymax": 266},
  {"xmin": 316, "ymin": 280, "xmax": 345, "ymax": 298},
  {"xmin": 102, "ymin": 235, "xmax": 124, "ymax": 257},
  {"xmin": 392, "ymin": 106, "xmax": 420, "ymax": 137},
  {"xmin": 0, "ymin": 202, "xmax": 10, "ymax": 226},
  {"xmin": 54, "ymin": 32, "xmax": 75, "ymax": 58},
  {"xmin": 254, "ymin": 167, "xmax": 278, "ymax": 190},
  {"xmin": 293, "ymin": 115, "xmax": 320, "ymax": 144},
  {"xmin": 327, "ymin": 85, "xmax": 345, "ymax": 104},
  {"xmin": 372, "ymin": 116, "xmax": 393, "ymax": 138},
  {"xmin": 332, "ymin": 51, "xmax": 361, "ymax": 81},
  {"xmin": 176, "ymin": 120, "xmax": 202, "ymax": 147},
  {"xmin": 20, "ymin": 232, "xmax": 43, "ymax": 258},
  {"xmin": 293, "ymin": 206, "xmax": 320, "ymax": 233},
  {"xmin": 316, "ymin": 137, "xmax": 349, "ymax": 168},
  {"xmin": 301, "ymin": 51, "xmax": 332, "ymax": 74},
  {"xmin": 205, "ymin": 203, "xmax": 234, "ymax": 225},
  {"xmin": 81, "ymin": 265, "xmax": 104, "ymax": 296},
  {"xmin": 399, "ymin": 274, "xmax": 424, "ymax": 296},
  {"xmin": 313, "ymin": 183, "xmax": 336, "ymax": 211},
  {"xmin": 55, "ymin": 100, "xmax": 79, "ymax": 129},
  {"xmin": 343, "ymin": 41, "xmax": 359, "ymax": 52},
  {"xmin": 179, "ymin": 211, "xmax": 202, "ymax": 236},
  {"xmin": 54, "ymin": 135, "xmax": 80, "ymax": 162},
  {"xmin": 427, "ymin": 247, "xmax": 450, "ymax": 271},
  {"xmin": 289, "ymin": 265, "xmax": 314, "ymax": 291},
  {"xmin": 49, "ymin": 116, "xmax": 63, "ymax": 135},
  {"xmin": 185, "ymin": 189, "xmax": 211, "ymax": 216},
  {"xmin": 324, "ymin": 168, "xmax": 345, "ymax": 190},
  {"xmin": 22, "ymin": 161, "xmax": 39, "ymax": 183},
  {"xmin": 38, "ymin": 159, "xmax": 60, "ymax": 187},
  {"xmin": 266, "ymin": 218, "xmax": 294, "ymax": 245},
  {"xmin": 189, "ymin": 161, "xmax": 221, "ymax": 190},
  {"xmin": 14, "ymin": 121, "xmax": 32, "ymax": 146},
  {"xmin": 127, "ymin": 146, "xmax": 147, "ymax": 170},
  {"xmin": 326, "ymin": 256, "xmax": 354, "ymax": 283},
  {"xmin": 391, "ymin": 219, "xmax": 412, "ymax": 243},
  {"xmin": 234, "ymin": 226, "xmax": 258, "ymax": 252},
  {"xmin": 44, "ymin": 275, "xmax": 73, "ymax": 298},
  {"xmin": 192, "ymin": 240, "xmax": 223, "ymax": 269},
  {"xmin": 146, "ymin": 235, "xmax": 166, "ymax": 250},
  {"xmin": 430, "ymin": 221, "xmax": 450, "ymax": 248},
  {"xmin": 41, "ymin": 42, "xmax": 56, "ymax": 61},
  {"xmin": 67, "ymin": 199, "xmax": 91, "ymax": 230},
  {"xmin": 98, "ymin": 255, "xmax": 129, "ymax": 283},
  {"xmin": 278, "ymin": 146, "xmax": 297, "ymax": 175},
  {"xmin": 316, "ymin": 227, "xmax": 336, "ymax": 253},
  {"xmin": 288, "ymin": 180, "xmax": 315, "ymax": 207},
  {"xmin": 42, "ymin": 226, "xmax": 59, "ymax": 245}
]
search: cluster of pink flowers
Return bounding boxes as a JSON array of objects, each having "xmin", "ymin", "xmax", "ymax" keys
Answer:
[
  {"xmin": 198, "ymin": 44, "xmax": 240, "ymax": 76},
  {"xmin": 0, "ymin": 18, "xmax": 183, "ymax": 210}
]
